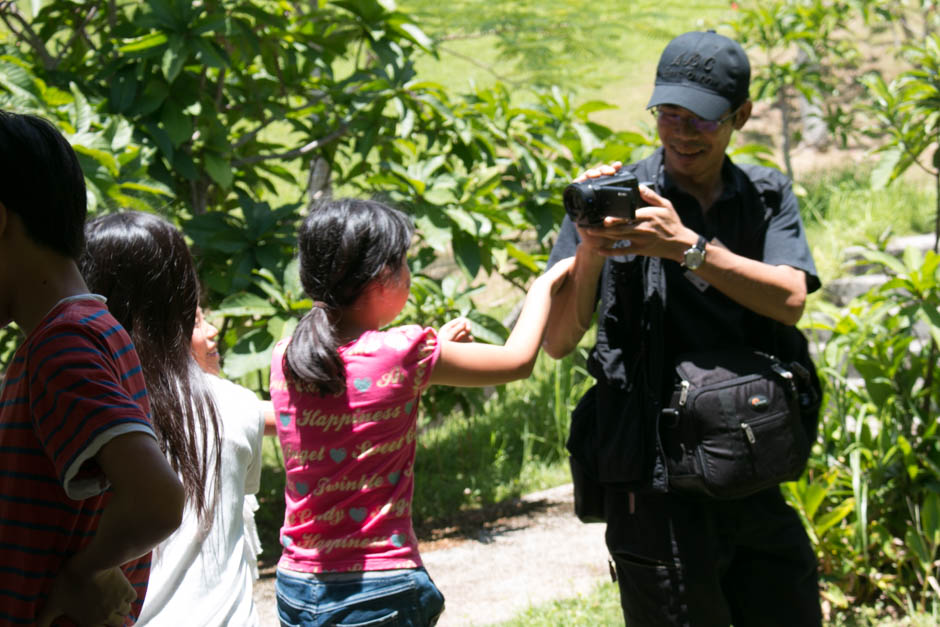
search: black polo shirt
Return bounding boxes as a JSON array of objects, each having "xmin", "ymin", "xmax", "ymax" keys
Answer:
[{"xmin": 548, "ymin": 148, "xmax": 820, "ymax": 376}]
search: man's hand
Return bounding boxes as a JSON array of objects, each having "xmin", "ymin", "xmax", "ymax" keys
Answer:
[
  {"xmin": 36, "ymin": 563, "xmax": 136, "ymax": 627},
  {"xmin": 579, "ymin": 184, "xmax": 698, "ymax": 262}
]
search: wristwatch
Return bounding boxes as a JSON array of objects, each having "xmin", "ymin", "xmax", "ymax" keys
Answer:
[{"xmin": 682, "ymin": 235, "xmax": 708, "ymax": 271}]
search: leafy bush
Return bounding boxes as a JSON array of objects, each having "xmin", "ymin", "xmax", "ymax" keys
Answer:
[{"xmin": 795, "ymin": 247, "xmax": 940, "ymax": 616}]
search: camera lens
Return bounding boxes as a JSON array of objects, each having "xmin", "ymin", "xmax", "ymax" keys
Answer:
[{"xmin": 563, "ymin": 186, "xmax": 586, "ymax": 215}]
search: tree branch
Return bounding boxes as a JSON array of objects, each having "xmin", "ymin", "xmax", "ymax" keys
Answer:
[
  {"xmin": 0, "ymin": 1, "xmax": 55, "ymax": 69},
  {"xmin": 53, "ymin": 4, "xmax": 99, "ymax": 71},
  {"xmin": 232, "ymin": 123, "xmax": 348, "ymax": 167},
  {"xmin": 436, "ymin": 44, "xmax": 524, "ymax": 87}
]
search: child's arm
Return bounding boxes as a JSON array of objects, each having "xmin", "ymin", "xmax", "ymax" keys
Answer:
[
  {"xmin": 429, "ymin": 257, "xmax": 574, "ymax": 387},
  {"xmin": 36, "ymin": 432, "xmax": 184, "ymax": 626},
  {"xmin": 261, "ymin": 400, "xmax": 278, "ymax": 436}
]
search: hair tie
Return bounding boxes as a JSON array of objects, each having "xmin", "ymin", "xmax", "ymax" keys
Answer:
[{"xmin": 311, "ymin": 301, "xmax": 329, "ymax": 310}]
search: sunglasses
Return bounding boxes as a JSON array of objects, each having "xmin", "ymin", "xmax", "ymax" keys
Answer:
[{"xmin": 653, "ymin": 107, "xmax": 739, "ymax": 134}]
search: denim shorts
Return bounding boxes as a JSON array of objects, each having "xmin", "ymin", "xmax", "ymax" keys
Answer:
[{"xmin": 275, "ymin": 567, "xmax": 445, "ymax": 627}]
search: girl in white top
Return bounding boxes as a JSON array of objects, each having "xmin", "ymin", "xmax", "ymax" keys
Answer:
[
  {"xmin": 136, "ymin": 306, "xmax": 268, "ymax": 626},
  {"xmin": 81, "ymin": 211, "xmax": 270, "ymax": 626}
]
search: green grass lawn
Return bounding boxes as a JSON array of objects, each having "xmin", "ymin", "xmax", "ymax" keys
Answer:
[{"xmin": 400, "ymin": 0, "xmax": 737, "ymax": 131}]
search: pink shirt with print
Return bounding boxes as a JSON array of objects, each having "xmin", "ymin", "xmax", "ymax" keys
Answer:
[{"xmin": 269, "ymin": 325, "xmax": 440, "ymax": 573}]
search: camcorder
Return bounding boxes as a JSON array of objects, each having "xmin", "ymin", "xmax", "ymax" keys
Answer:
[{"xmin": 563, "ymin": 170, "xmax": 650, "ymax": 227}]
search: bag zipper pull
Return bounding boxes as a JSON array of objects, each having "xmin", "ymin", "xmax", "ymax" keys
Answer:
[
  {"xmin": 771, "ymin": 363, "xmax": 797, "ymax": 395},
  {"xmin": 742, "ymin": 422, "xmax": 756, "ymax": 444},
  {"xmin": 679, "ymin": 380, "xmax": 690, "ymax": 407},
  {"xmin": 770, "ymin": 363, "xmax": 793, "ymax": 381}
]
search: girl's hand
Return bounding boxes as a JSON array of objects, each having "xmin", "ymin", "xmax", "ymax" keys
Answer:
[
  {"xmin": 574, "ymin": 161, "xmax": 623, "ymax": 182},
  {"xmin": 540, "ymin": 256, "xmax": 575, "ymax": 295},
  {"xmin": 438, "ymin": 317, "xmax": 473, "ymax": 343}
]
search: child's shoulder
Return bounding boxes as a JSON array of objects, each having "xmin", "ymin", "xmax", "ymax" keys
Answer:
[
  {"xmin": 349, "ymin": 325, "xmax": 436, "ymax": 354},
  {"xmin": 27, "ymin": 296, "xmax": 117, "ymax": 347}
]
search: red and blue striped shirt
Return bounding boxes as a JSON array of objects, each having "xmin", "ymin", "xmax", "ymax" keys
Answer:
[{"xmin": 0, "ymin": 297, "xmax": 155, "ymax": 625}]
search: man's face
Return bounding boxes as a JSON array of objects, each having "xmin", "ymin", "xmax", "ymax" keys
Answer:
[{"xmin": 655, "ymin": 104, "xmax": 742, "ymax": 181}]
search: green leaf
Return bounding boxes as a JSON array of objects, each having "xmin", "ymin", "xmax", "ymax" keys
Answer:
[
  {"xmin": 870, "ymin": 147, "xmax": 902, "ymax": 189},
  {"xmin": 801, "ymin": 479, "xmax": 829, "ymax": 521},
  {"xmin": 814, "ymin": 498, "xmax": 856, "ymax": 537},
  {"xmin": 924, "ymin": 491, "xmax": 940, "ymax": 547},
  {"xmin": 134, "ymin": 79, "xmax": 170, "ymax": 116},
  {"xmin": 72, "ymin": 145, "xmax": 120, "ymax": 177},
  {"xmin": 216, "ymin": 292, "xmax": 277, "ymax": 317},
  {"xmin": 68, "ymin": 83, "xmax": 93, "ymax": 134},
  {"xmin": 109, "ymin": 71, "xmax": 138, "ymax": 114},
  {"xmin": 118, "ymin": 181, "xmax": 175, "ymax": 197},
  {"xmin": 119, "ymin": 32, "xmax": 169, "ymax": 54},
  {"xmin": 222, "ymin": 328, "xmax": 275, "ymax": 379},
  {"xmin": 451, "ymin": 229, "xmax": 481, "ymax": 278},
  {"xmin": 144, "ymin": 122, "xmax": 174, "ymax": 162},
  {"xmin": 204, "ymin": 152, "xmax": 233, "ymax": 189},
  {"xmin": 161, "ymin": 105, "xmax": 192, "ymax": 147},
  {"xmin": 193, "ymin": 37, "xmax": 229, "ymax": 69},
  {"xmin": 388, "ymin": 19, "xmax": 433, "ymax": 52},
  {"xmin": 161, "ymin": 37, "xmax": 187, "ymax": 83},
  {"xmin": 856, "ymin": 249, "xmax": 908, "ymax": 276},
  {"xmin": 906, "ymin": 526, "xmax": 931, "ymax": 567},
  {"xmin": 466, "ymin": 311, "xmax": 509, "ymax": 345}
]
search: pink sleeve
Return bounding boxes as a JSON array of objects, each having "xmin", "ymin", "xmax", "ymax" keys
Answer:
[{"xmin": 397, "ymin": 325, "xmax": 440, "ymax": 394}]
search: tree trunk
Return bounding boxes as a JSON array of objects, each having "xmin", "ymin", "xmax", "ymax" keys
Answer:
[{"xmin": 780, "ymin": 88, "xmax": 794, "ymax": 180}]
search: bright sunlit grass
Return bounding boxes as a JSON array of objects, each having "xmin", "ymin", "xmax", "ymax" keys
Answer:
[
  {"xmin": 496, "ymin": 581, "xmax": 623, "ymax": 626},
  {"xmin": 398, "ymin": 0, "xmax": 737, "ymax": 130}
]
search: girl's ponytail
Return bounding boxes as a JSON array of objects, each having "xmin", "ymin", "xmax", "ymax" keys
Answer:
[
  {"xmin": 283, "ymin": 198, "xmax": 413, "ymax": 395},
  {"xmin": 284, "ymin": 307, "xmax": 345, "ymax": 396}
]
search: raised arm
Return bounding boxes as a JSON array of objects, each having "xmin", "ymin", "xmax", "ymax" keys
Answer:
[
  {"xmin": 541, "ymin": 237, "xmax": 608, "ymax": 359},
  {"xmin": 429, "ymin": 257, "xmax": 574, "ymax": 387}
]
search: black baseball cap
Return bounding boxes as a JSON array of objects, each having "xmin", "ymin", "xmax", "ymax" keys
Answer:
[{"xmin": 646, "ymin": 31, "xmax": 751, "ymax": 121}]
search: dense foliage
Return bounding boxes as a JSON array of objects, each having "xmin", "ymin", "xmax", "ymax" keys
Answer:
[{"xmin": 1, "ymin": 0, "xmax": 938, "ymax": 619}]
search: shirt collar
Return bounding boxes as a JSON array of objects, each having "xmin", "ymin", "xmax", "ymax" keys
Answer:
[{"xmin": 655, "ymin": 148, "xmax": 742, "ymax": 206}]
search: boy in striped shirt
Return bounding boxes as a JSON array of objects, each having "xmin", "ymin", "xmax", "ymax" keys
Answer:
[{"xmin": 0, "ymin": 111, "xmax": 185, "ymax": 625}]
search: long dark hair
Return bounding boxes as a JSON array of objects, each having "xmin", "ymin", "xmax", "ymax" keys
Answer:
[
  {"xmin": 79, "ymin": 211, "xmax": 222, "ymax": 525},
  {"xmin": 285, "ymin": 198, "xmax": 414, "ymax": 395}
]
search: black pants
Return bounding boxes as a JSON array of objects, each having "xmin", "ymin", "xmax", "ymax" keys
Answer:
[{"xmin": 604, "ymin": 486, "xmax": 821, "ymax": 627}]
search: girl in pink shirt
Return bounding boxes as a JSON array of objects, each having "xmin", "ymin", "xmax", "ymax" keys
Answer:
[{"xmin": 270, "ymin": 198, "xmax": 573, "ymax": 626}]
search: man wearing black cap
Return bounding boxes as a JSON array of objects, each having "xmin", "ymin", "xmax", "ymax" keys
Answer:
[{"xmin": 543, "ymin": 31, "xmax": 822, "ymax": 625}]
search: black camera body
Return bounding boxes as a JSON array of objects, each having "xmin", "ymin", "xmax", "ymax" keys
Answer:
[{"xmin": 563, "ymin": 170, "xmax": 644, "ymax": 227}]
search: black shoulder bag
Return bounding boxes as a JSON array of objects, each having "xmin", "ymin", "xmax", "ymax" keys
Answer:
[{"xmin": 660, "ymin": 346, "xmax": 820, "ymax": 499}]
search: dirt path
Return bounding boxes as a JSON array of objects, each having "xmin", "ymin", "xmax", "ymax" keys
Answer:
[{"xmin": 251, "ymin": 483, "xmax": 611, "ymax": 626}]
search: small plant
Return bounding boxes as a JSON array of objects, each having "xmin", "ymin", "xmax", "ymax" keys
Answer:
[{"xmin": 804, "ymin": 245, "xmax": 940, "ymax": 616}]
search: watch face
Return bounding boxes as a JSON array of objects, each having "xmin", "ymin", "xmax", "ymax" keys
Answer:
[{"xmin": 684, "ymin": 248, "xmax": 705, "ymax": 270}]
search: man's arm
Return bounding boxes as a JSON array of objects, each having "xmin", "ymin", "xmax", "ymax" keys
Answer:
[
  {"xmin": 38, "ymin": 432, "xmax": 184, "ymax": 626},
  {"xmin": 584, "ymin": 185, "xmax": 807, "ymax": 326},
  {"xmin": 688, "ymin": 243, "xmax": 807, "ymax": 325}
]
